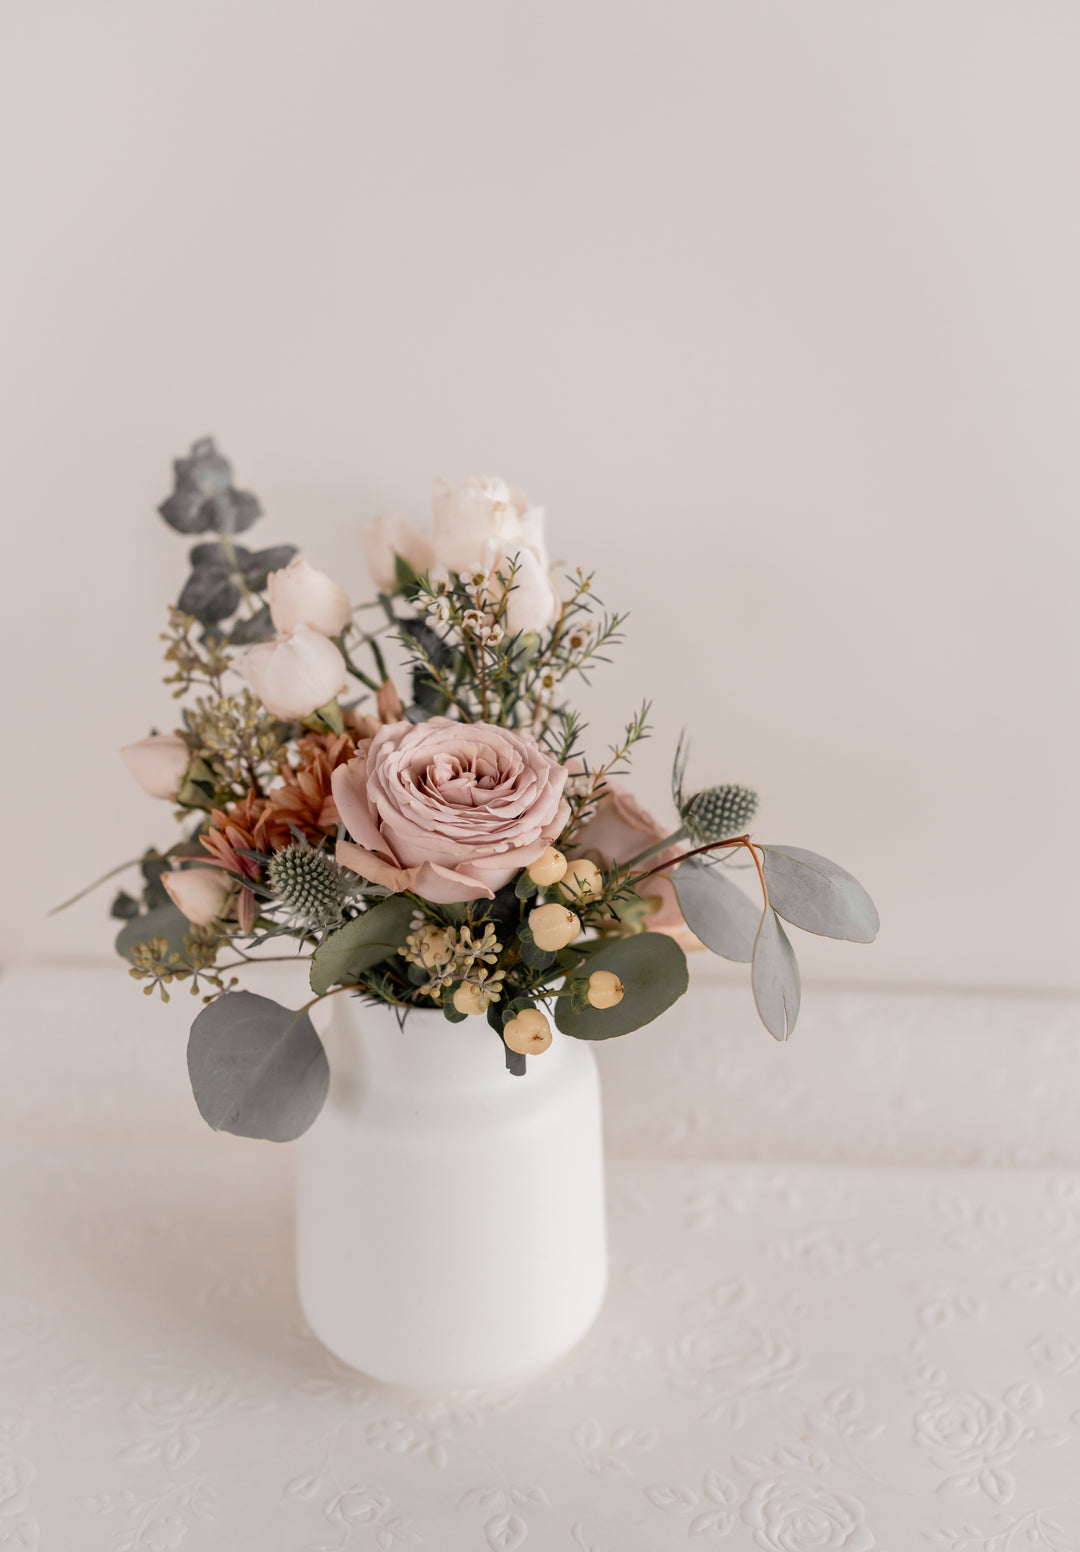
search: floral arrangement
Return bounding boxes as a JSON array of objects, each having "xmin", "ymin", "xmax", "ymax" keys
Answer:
[{"xmin": 64, "ymin": 440, "xmax": 878, "ymax": 1142}]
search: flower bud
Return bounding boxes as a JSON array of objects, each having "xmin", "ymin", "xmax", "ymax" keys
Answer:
[
  {"xmin": 364, "ymin": 515, "xmax": 436, "ymax": 593},
  {"xmin": 162, "ymin": 866, "xmax": 231, "ymax": 926},
  {"xmin": 561, "ymin": 858, "xmax": 603, "ymax": 901},
  {"xmin": 238, "ymin": 625, "xmax": 348, "ymax": 722},
  {"xmin": 121, "ymin": 734, "xmax": 190, "ymax": 800},
  {"xmin": 528, "ymin": 903, "xmax": 580, "ymax": 952},
  {"xmin": 587, "ymin": 970, "xmax": 624, "ymax": 1009},
  {"xmin": 268, "ymin": 557, "xmax": 352, "ymax": 638},
  {"xmin": 681, "ymin": 784, "xmax": 759, "ymax": 844},
  {"xmin": 503, "ymin": 546, "xmax": 561, "ymax": 635},
  {"xmin": 503, "ymin": 1007, "xmax": 552, "ymax": 1054},
  {"xmin": 527, "ymin": 846, "xmax": 567, "ymax": 887}
]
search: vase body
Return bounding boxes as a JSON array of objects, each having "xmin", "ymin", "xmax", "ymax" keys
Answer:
[{"xmin": 295, "ymin": 996, "xmax": 608, "ymax": 1389}]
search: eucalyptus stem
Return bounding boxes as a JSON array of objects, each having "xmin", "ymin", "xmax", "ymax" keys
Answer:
[{"xmin": 49, "ymin": 857, "xmax": 148, "ymax": 915}]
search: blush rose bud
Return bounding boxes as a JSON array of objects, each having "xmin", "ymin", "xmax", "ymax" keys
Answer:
[
  {"xmin": 561, "ymin": 858, "xmax": 603, "ymax": 900},
  {"xmin": 527, "ymin": 846, "xmax": 567, "ymax": 887},
  {"xmin": 162, "ymin": 866, "xmax": 231, "ymax": 926},
  {"xmin": 364, "ymin": 515, "xmax": 436, "ymax": 593},
  {"xmin": 238, "ymin": 625, "xmax": 348, "ymax": 722},
  {"xmin": 121, "ymin": 734, "xmax": 191, "ymax": 800},
  {"xmin": 528, "ymin": 903, "xmax": 580, "ymax": 952},
  {"xmin": 587, "ymin": 970, "xmax": 625, "ymax": 1009},
  {"xmin": 503, "ymin": 1007, "xmax": 553, "ymax": 1054},
  {"xmin": 268, "ymin": 557, "xmax": 352, "ymax": 638}
]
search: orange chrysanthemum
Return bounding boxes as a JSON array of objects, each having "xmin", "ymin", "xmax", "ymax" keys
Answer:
[{"xmin": 253, "ymin": 731, "xmax": 356, "ymax": 852}]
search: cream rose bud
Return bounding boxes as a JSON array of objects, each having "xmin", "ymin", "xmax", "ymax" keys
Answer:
[
  {"xmin": 120, "ymin": 733, "xmax": 190, "ymax": 800},
  {"xmin": 561, "ymin": 858, "xmax": 603, "ymax": 901},
  {"xmin": 529, "ymin": 903, "xmax": 580, "ymax": 952},
  {"xmin": 162, "ymin": 866, "xmax": 231, "ymax": 925},
  {"xmin": 504, "ymin": 546, "xmax": 561, "ymax": 635},
  {"xmin": 503, "ymin": 1007, "xmax": 553, "ymax": 1054},
  {"xmin": 527, "ymin": 846, "xmax": 567, "ymax": 887},
  {"xmin": 587, "ymin": 970, "xmax": 624, "ymax": 1009},
  {"xmin": 364, "ymin": 514, "xmax": 436, "ymax": 593},
  {"xmin": 268, "ymin": 557, "xmax": 352, "ymax": 638},
  {"xmin": 238, "ymin": 625, "xmax": 348, "ymax": 722}
]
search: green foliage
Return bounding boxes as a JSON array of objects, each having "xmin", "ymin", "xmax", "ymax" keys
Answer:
[
  {"xmin": 514, "ymin": 871, "xmax": 539, "ymax": 901},
  {"xmin": 158, "ymin": 438, "xmax": 261, "ymax": 536},
  {"xmin": 555, "ymin": 933, "xmax": 689, "ymax": 1040},
  {"xmin": 761, "ymin": 846, "xmax": 879, "ymax": 943},
  {"xmin": 309, "ymin": 896, "xmax": 416, "ymax": 995},
  {"xmin": 672, "ymin": 859, "xmax": 760, "ymax": 962},
  {"xmin": 187, "ymin": 991, "xmax": 329, "ymax": 1141},
  {"xmin": 751, "ymin": 906, "xmax": 801, "ymax": 1042}
]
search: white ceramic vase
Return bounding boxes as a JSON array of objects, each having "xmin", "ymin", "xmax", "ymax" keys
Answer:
[{"xmin": 295, "ymin": 995, "xmax": 608, "ymax": 1389}]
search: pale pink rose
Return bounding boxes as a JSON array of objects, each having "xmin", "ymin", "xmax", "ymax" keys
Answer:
[
  {"xmin": 121, "ymin": 733, "xmax": 190, "ymax": 800},
  {"xmin": 268, "ymin": 556, "xmax": 352, "ymax": 637},
  {"xmin": 504, "ymin": 545, "xmax": 562, "ymax": 635},
  {"xmin": 572, "ymin": 779, "xmax": 703, "ymax": 952},
  {"xmin": 431, "ymin": 476, "xmax": 561, "ymax": 631},
  {"xmin": 162, "ymin": 866, "xmax": 231, "ymax": 925},
  {"xmin": 332, "ymin": 717, "xmax": 571, "ymax": 903},
  {"xmin": 238, "ymin": 625, "xmax": 347, "ymax": 721},
  {"xmin": 364, "ymin": 514, "xmax": 437, "ymax": 592}
]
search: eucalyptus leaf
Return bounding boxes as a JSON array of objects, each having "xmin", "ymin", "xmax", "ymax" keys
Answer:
[
  {"xmin": 189, "ymin": 540, "xmax": 251, "ymax": 570},
  {"xmin": 174, "ymin": 437, "xmax": 233, "ymax": 497},
  {"xmin": 158, "ymin": 489, "xmax": 211, "ymax": 534},
  {"xmin": 309, "ymin": 896, "xmax": 416, "ymax": 995},
  {"xmin": 202, "ymin": 488, "xmax": 261, "ymax": 535},
  {"xmin": 187, "ymin": 991, "xmax": 329, "ymax": 1142},
  {"xmin": 673, "ymin": 859, "xmax": 760, "ymax": 963},
  {"xmin": 751, "ymin": 906, "xmax": 801, "ymax": 1041},
  {"xmin": 177, "ymin": 566, "xmax": 241, "ymax": 625},
  {"xmin": 242, "ymin": 544, "xmax": 298, "ymax": 591},
  {"xmin": 762, "ymin": 846, "xmax": 879, "ymax": 943},
  {"xmin": 229, "ymin": 606, "xmax": 275, "ymax": 645},
  {"xmin": 110, "ymin": 889, "xmax": 140, "ymax": 921},
  {"xmin": 554, "ymin": 932, "xmax": 689, "ymax": 1041},
  {"xmin": 115, "ymin": 900, "xmax": 191, "ymax": 963}
]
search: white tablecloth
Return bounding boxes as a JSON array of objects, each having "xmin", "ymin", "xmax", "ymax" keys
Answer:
[{"xmin": 2, "ymin": 964, "xmax": 1079, "ymax": 1550}]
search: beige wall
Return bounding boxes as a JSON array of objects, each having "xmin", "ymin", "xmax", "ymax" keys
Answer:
[{"xmin": 2, "ymin": 1, "xmax": 1078, "ymax": 988}]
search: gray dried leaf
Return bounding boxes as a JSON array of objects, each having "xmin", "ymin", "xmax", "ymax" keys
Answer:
[
  {"xmin": 158, "ymin": 489, "xmax": 211, "ymax": 534},
  {"xmin": 177, "ymin": 566, "xmax": 241, "ymax": 625},
  {"xmin": 187, "ymin": 991, "xmax": 330, "ymax": 1142},
  {"xmin": 751, "ymin": 906, "xmax": 801, "ymax": 1041},
  {"xmin": 202, "ymin": 488, "xmax": 261, "ymax": 535},
  {"xmin": 241, "ymin": 544, "xmax": 298, "ymax": 591},
  {"xmin": 173, "ymin": 437, "xmax": 232, "ymax": 497},
  {"xmin": 229, "ymin": 606, "xmax": 275, "ymax": 644},
  {"xmin": 673, "ymin": 859, "xmax": 760, "ymax": 962},
  {"xmin": 762, "ymin": 846, "xmax": 879, "ymax": 943}
]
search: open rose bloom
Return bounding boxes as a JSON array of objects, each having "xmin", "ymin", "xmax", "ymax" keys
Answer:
[
  {"xmin": 104, "ymin": 439, "xmax": 876, "ymax": 1143},
  {"xmin": 333, "ymin": 718, "xmax": 570, "ymax": 903}
]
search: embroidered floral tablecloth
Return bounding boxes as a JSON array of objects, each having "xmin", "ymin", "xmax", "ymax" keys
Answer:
[{"xmin": 2, "ymin": 967, "xmax": 1080, "ymax": 1550}]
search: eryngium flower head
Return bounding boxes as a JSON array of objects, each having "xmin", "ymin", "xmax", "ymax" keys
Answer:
[
  {"xmin": 267, "ymin": 843, "xmax": 350, "ymax": 927},
  {"xmin": 680, "ymin": 784, "xmax": 759, "ymax": 844}
]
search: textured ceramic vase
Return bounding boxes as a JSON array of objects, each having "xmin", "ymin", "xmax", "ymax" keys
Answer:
[{"xmin": 295, "ymin": 995, "xmax": 608, "ymax": 1389}]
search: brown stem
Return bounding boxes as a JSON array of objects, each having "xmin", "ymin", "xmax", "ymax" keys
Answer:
[{"xmin": 630, "ymin": 834, "xmax": 752, "ymax": 886}]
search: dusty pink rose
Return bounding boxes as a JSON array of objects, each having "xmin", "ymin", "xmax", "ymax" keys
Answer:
[
  {"xmin": 572, "ymin": 779, "xmax": 703, "ymax": 952},
  {"xmin": 332, "ymin": 718, "xmax": 571, "ymax": 903}
]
